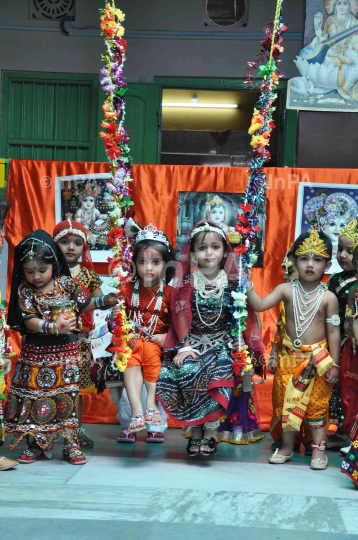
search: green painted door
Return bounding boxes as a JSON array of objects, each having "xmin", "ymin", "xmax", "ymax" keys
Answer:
[
  {"xmin": 1, "ymin": 72, "xmax": 99, "ymax": 161},
  {"xmin": 97, "ymin": 83, "xmax": 161, "ymax": 164}
]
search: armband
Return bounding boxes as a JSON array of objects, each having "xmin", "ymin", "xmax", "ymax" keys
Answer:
[{"xmin": 326, "ymin": 315, "xmax": 340, "ymax": 326}]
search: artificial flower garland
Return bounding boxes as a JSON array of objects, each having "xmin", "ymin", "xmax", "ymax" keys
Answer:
[
  {"xmin": 0, "ymin": 303, "xmax": 15, "ymax": 441},
  {"xmin": 99, "ymin": 1, "xmax": 134, "ymax": 371},
  {"xmin": 231, "ymin": 0, "xmax": 286, "ymax": 374}
]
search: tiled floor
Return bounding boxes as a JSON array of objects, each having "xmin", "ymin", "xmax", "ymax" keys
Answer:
[{"xmin": 1, "ymin": 425, "xmax": 357, "ymax": 540}]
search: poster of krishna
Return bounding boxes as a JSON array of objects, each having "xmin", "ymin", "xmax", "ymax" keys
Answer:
[{"xmin": 55, "ymin": 173, "xmax": 113, "ymax": 262}]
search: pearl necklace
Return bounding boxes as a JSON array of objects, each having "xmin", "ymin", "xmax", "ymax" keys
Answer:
[
  {"xmin": 193, "ymin": 269, "xmax": 227, "ymax": 327},
  {"xmin": 193, "ymin": 269, "xmax": 228, "ymax": 299},
  {"xmin": 292, "ymin": 278, "xmax": 327, "ymax": 347},
  {"xmin": 130, "ymin": 279, "xmax": 164, "ymax": 340}
]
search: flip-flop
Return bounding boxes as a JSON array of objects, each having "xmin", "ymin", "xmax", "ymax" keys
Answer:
[
  {"xmin": 117, "ymin": 428, "xmax": 137, "ymax": 443},
  {"xmin": 145, "ymin": 408, "xmax": 163, "ymax": 426},
  {"xmin": 127, "ymin": 414, "xmax": 146, "ymax": 433},
  {"xmin": 146, "ymin": 432, "xmax": 164, "ymax": 443}
]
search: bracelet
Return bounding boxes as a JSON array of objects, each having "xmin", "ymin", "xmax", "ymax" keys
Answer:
[
  {"xmin": 246, "ymin": 281, "xmax": 254, "ymax": 293},
  {"xmin": 93, "ymin": 296, "xmax": 107, "ymax": 309},
  {"xmin": 333, "ymin": 364, "xmax": 341, "ymax": 369},
  {"xmin": 40, "ymin": 320, "xmax": 59, "ymax": 335},
  {"xmin": 178, "ymin": 346, "xmax": 192, "ymax": 353}
]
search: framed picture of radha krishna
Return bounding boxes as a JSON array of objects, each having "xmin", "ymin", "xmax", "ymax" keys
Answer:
[{"xmin": 55, "ymin": 173, "xmax": 113, "ymax": 263}]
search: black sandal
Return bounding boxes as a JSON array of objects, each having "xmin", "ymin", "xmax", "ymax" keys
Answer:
[
  {"xmin": 200, "ymin": 438, "xmax": 218, "ymax": 456},
  {"xmin": 186, "ymin": 438, "xmax": 202, "ymax": 457}
]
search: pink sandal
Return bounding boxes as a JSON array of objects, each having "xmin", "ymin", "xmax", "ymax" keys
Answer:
[
  {"xmin": 117, "ymin": 428, "xmax": 137, "ymax": 443},
  {"xmin": 146, "ymin": 432, "xmax": 165, "ymax": 443},
  {"xmin": 127, "ymin": 414, "xmax": 146, "ymax": 433},
  {"xmin": 145, "ymin": 409, "xmax": 163, "ymax": 426}
]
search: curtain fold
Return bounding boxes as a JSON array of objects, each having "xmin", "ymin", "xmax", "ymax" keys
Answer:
[{"xmin": 6, "ymin": 160, "xmax": 358, "ymax": 430}]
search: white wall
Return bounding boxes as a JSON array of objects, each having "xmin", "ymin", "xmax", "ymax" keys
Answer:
[{"xmin": 0, "ymin": 0, "xmax": 305, "ymax": 83}]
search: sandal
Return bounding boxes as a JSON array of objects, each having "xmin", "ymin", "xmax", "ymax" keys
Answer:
[
  {"xmin": 117, "ymin": 428, "xmax": 137, "ymax": 443},
  {"xmin": 310, "ymin": 440, "xmax": 328, "ymax": 470},
  {"xmin": 200, "ymin": 438, "xmax": 218, "ymax": 456},
  {"xmin": 186, "ymin": 438, "xmax": 202, "ymax": 457},
  {"xmin": 146, "ymin": 432, "xmax": 164, "ymax": 443},
  {"xmin": 127, "ymin": 414, "xmax": 146, "ymax": 433},
  {"xmin": 18, "ymin": 444, "xmax": 44, "ymax": 464},
  {"xmin": 145, "ymin": 408, "xmax": 162, "ymax": 426},
  {"xmin": 78, "ymin": 428, "xmax": 94, "ymax": 448},
  {"xmin": 63, "ymin": 445, "xmax": 87, "ymax": 465},
  {"xmin": 0, "ymin": 456, "xmax": 18, "ymax": 470}
]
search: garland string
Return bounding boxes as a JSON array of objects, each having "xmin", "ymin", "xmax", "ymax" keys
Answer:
[
  {"xmin": 231, "ymin": 0, "xmax": 286, "ymax": 377},
  {"xmin": 99, "ymin": 1, "xmax": 134, "ymax": 372}
]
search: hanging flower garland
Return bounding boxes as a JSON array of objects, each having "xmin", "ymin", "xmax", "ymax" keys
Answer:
[
  {"xmin": 99, "ymin": 1, "xmax": 134, "ymax": 372},
  {"xmin": 231, "ymin": 0, "xmax": 286, "ymax": 374},
  {"xmin": 0, "ymin": 304, "xmax": 15, "ymax": 441}
]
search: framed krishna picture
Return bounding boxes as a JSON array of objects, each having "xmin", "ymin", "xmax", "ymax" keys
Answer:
[
  {"xmin": 295, "ymin": 182, "xmax": 358, "ymax": 273},
  {"xmin": 55, "ymin": 173, "xmax": 113, "ymax": 263},
  {"xmin": 176, "ymin": 191, "xmax": 266, "ymax": 266}
]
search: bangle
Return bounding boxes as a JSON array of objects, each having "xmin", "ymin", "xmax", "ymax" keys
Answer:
[
  {"xmin": 246, "ymin": 281, "xmax": 254, "ymax": 293},
  {"xmin": 178, "ymin": 346, "xmax": 192, "ymax": 353},
  {"xmin": 93, "ymin": 296, "xmax": 106, "ymax": 309},
  {"xmin": 333, "ymin": 364, "xmax": 341, "ymax": 369},
  {"xmin": 40, "ymin": 320, "xmax": 59, "ymax": 335}
]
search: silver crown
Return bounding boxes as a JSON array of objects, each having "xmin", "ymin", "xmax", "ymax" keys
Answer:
[
  {"xmin": 190, "ymin": 222, "xmax": 226, "ymax": 241},
  {"xmin": 135, "ymin": 222, "xmax": 170, "ymax": 248}
]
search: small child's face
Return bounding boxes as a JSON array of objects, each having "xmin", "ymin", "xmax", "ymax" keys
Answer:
[
  {"xmin": 136, "ymin": 246, "xmax": 164, "ymax": 288},
  {"xmin": 283, "ymin": 257, "xmax": 299, "ymax": 283},
  {"xmin": 337, "ymin": 235, "xmax": 354, "ymax": 272},
  {"xmin": 295, "ymin": 254, "xmax": 330, "ymax": 281},
  {"xmin": 209, "ymin": 205, "xmax": 225, "ymax": 226},
  {"xmin": 193, "ymin": 232, "xmax": 227, "ymax": 276},
  {"xmin": 82, "ymin": 197, "xmax": 95, "ymax": 210},
  {"xmin": 58, "ymin": 235, "xmax": 84, "ymax": 265},
  {"xmin": 23, "ymin": 257, "xmax": 53, "ymax": 288}
]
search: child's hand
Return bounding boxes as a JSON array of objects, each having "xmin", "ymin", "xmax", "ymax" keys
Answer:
[
  {"xmin": 111, "ymin": 304, "xmax": 121, "ymax": 319},
  {"xmin": 173, "ymin": 350, "xmax": 197, "ymax": 368},
  {"xmin": 2, "ymin": 358, "xmax": 12, "ymax": 375},
  {"xmin": 325, "ymin": 366, "xmax": 340, "ymax": 385},
  {"xmin": 103, "ymin": 294, "xmax": 118, "ymax": 308},
  {"xmin": 268, "ymin": 354, "xmax": 278, "ymax": 374},
  {"xmin": 150, "ymin": 333, "xmax": 167, "ymax": 349},
  {"xmin": 56, "ymin": 312, "xmax": 77, "ymax": 334}
]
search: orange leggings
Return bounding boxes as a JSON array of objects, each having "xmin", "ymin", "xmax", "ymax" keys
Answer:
[{"xmin": 126, "ymin": 338, "xmax": 162, "ymax": 383}]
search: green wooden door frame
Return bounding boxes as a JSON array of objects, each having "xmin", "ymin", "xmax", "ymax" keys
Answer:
[
  {"xmin": 154, "ymin": 76, "xmax": 297, "ymax": 167},
  {"xmin": 1, "ymin": 71, "xmax": 100, "ymax": 161}
]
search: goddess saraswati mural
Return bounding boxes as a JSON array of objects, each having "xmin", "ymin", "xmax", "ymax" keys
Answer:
[{"xmin": 287, "ymin": 0, "xmax": 358, "ymax": 111}]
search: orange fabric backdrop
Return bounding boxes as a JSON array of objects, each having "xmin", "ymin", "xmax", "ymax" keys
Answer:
[{"xmin": 6, "ymin": 160, "xmax": 358, "ymax": 430}]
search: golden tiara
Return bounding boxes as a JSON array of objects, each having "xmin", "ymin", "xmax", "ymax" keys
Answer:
[
  {"xmin": 295, "ymin": 229, "xmax": 330, "ymax": 259},
  {"xmin": 339, "ymin": 218, "xmax": 358, "ymax": 252}
]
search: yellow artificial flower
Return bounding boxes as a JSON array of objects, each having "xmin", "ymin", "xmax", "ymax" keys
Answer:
[
  {"xmin": 250, "ymin": 135, "xmax": 268, "ymax": 148},
  {"xmin": 248, "ymin": 122, "xmax": 262, "ymax": 135},
  {"xmin": 116, "ymin": 25, "xmax": 125, "ymax": 38}
]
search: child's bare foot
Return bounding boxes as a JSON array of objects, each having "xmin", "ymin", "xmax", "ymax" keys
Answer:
[
  {"xmin": 200, "ymin": 429, "xmax": 218, "ymax": 455},
  {"xmin": 128, "ymin": 414, "xmax": 146, "ymax": 432},
  {"xmin": 189, "ymin": 427, "xmax": 203, "ymax": 454},
  {"xmin": 277, "ymin": 445, "xmax": 294, "ymax": 457},
  {"xmin": 145, "ymin": 408, "xmax": 162, "ymax": 425}
]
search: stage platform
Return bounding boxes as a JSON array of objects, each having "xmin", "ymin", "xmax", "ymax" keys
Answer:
[{"xmin": 0, "ymin": 425, "xmax": 357, "ymax": 540}]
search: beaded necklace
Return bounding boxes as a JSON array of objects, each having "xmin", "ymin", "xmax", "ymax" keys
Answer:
[
  {"xmin": 130, "ymin": 279, "xmax": 164, "ymax": 340},
  {"xmin": 193, "ymin": 269, "xmax": 228, "ymax": 327},
  {"xmin": 292, "ymin": 278, "xmax": 327, "ymax": 347}
]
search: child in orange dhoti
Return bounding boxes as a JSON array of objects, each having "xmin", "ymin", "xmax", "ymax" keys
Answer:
[
  {"xmin": 111, "ymin": 224, "xmax": 175, "ymax": 441},
  {"xmin": 269, "ymin": 246, "xmax": 313, "ymax": 455},
  {"xmin": 247, "ymin": 229, "xmax": 340, "ymax": 470}
]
